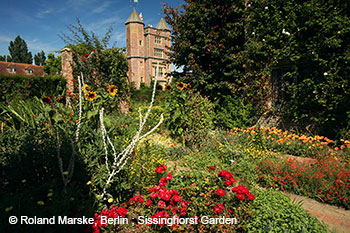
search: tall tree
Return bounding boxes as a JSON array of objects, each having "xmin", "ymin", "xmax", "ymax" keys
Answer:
[
  {"xmin": 8, "ymin": 35, "xmax": 33, "ymax": 64},
  {"xmin": 163, "ymin": 0, "xmax": 246, "ymax": 97},
  {"xmin": 34, "ymin": 50, "xmax": 46, "ymax": 66}
]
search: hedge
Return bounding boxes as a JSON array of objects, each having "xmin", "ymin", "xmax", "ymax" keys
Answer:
[{"xmin": 0, "ymin": 74, "xmax": 66, "ymax": 103}]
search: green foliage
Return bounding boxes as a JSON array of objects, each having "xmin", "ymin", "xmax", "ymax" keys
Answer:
[
  {"xmin": 165, "ymin": 0, "xmax": 350, "ymax": 139},
  {"xmin": 248, "ymin": 188, "xmax": 328, "ymax": 232},
  {"xmin": 0, "ymin": 99, "xmax": 94, "ymax": 233},
  {"xmin": 0, "ymin": 74, "xmax": 66, "ymax": 103},
  {"xmin": 0, "ymin": 55, "xmax": 12, "ymax": 62},
  {"xmin": 164, "ymin": 83, "xmax": 214, "ymax": 145},
  {"xmin": 215, "ymin": 95, "xmax": 256, "ymax": 129},
  {"xmin": 163, "ymin": 0, "xmax": 246, "ymax": 94},
  {"xmin": 43, "ymin": 53, "xmax": 62, "ymax": 75},
  {"xmin": 8, "ymin": 35, "xmax": 33, "ymax": 64},
  {"xmin": 34, "ymin": 50, "xmax": 46, "ymax": 66},
  {"xmin": 60, "ymin": 19, "xmax": 130, "ymax": 113},
  {"xmin": 128, "ymin": 141, "xmax": 167, "ymax": 191},
  {"xmin": 246, "ymin": 0, "xmax": 350, "ymax": 138}
]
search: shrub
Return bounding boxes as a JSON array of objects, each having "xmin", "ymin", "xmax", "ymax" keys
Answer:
[
  {"xmin": 214, "ymin": 95, "xmax": 256, "ymax": 129},
  {"xmin": 0, "ymin": 74, "xmax": 65, "ymax": 103},
  {"xmin": 164, "ymin": 82, "xmax": 214, "ymax": 145},
  {"xmin": 248, "ymin": 188, "xmax": 328, "ymax": 232}
]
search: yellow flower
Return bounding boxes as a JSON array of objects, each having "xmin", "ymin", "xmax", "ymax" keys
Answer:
[
  {"xmin": 86, "ymin": 91, "xmax": 97, "ymax": 101},
  {"xmin": 108, "ymin": 85, "xmax": 117, "ymax": 96},
  {"xmin": 86, "ymin": 181, "xmax": 91, "ymax": 185},
  {"xmin": 82, "ymin": 84, "xmax": 91, "ymax": 92},
  {"xmin": 37, "ymin": 201, "xmax": 45, "ymax": 205},
  {"xmin": 108, "ymin": 198, "xmax": 113, "ymax": 203},
  {"xmin": 47, "ymin": 193, "xmax": 53, "ymax": 197}
]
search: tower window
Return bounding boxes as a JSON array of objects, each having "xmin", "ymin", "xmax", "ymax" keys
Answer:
[
  {"xmin": 154, "ymin": 48, "xmax": 162, "ymax": 58},
  {"xmin": 139, "ymin": 40, "xmax": 143, "ymax": 46},
  {"xmin": 155, "ymin": 36, "xmax": 161, "ymax": 44}
]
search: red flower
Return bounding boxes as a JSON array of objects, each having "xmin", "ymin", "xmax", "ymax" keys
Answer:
[
  {"xmin": 247, "ymin": 194, "xmax": 255, "ymax": 201},
  {"xmin": 151, "ymin": 192, "xmax": 158, "ymax": 199},
  {"xmin": 225, "ymin": 180, "xmax": 232, "ymax": 186},
  {"xmin": 147, "ymin": 200, "xmax": 152, "ymax": 207},
  {"xmin": 159, "ymin": 190, "xmax": 172, "ymax": 201},
  {"xmin": 158, "ymin": 200, "xmax": 166, "ymax": 209},
  {"xmin": 214, "ymin": 204, "xmax": 224, "ymax": 214},
  {"xmin": 83, "ymin": 59, "xmax": 86, "ymax": 62},
  {"xmin": 209, "ymin": 166, "xmax": 215, "ymax": 171},
  {"xmin": 217, "ymin": 188, "xmax": 226, "ymax": 196},
  {"xmin": 185, "ymin": 174, "xmax": 190, "ymax": 178},
  {"xmin": 155, "ymin": 164, "xmax": 167, "ymax": 173},
  {"xmin": 218, "ymin": 170, "xmax": 233, "ymax": 179},
  {"xmin": 180, "ymin": 207, "xmax": 186, "ymax": 216},
  {"xmin": 172, "ymin": 206, "xmax": 178, "ymax": 214},
  {"xmin": 172, "ymin": 195, "xmax": 181, "ymax": 202},
  {"xmin": 236, "ymin": 194, "xmax": 245, "ymax": 200}
]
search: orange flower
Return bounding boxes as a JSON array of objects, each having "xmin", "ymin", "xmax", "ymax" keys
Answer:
[
  {"xmin": 177, "ymin": 82, "xmax": 185, "ymax": 90},
  {"xmin": 108, "ymin": 85, "xmax": 117, "ymax": 96},
  {"xmin": 186, "ymin": 83, "xmax": 191, "ymax": 89}
]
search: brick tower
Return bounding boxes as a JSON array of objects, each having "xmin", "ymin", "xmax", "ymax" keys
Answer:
[{"xmin": 125, "ymin": 9, "xmax": 171, "ymax": 89}]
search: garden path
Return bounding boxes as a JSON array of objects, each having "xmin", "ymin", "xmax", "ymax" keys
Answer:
[{"xmin": 285, "ymin": 192, "xmax": 350, "ymax": 233}]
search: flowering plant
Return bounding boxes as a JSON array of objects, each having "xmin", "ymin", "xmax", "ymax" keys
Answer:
[{"xmin": 92, "ymin": 165, "xmax": 255, "ymax": 232}]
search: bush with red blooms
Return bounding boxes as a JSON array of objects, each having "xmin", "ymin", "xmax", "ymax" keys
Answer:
[{"xmin": 91, "ymin": 165, "xmax": 255, "ymax": 232}]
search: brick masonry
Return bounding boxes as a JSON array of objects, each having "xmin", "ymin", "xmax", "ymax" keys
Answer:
[{"xmin": 125, "ymin": 10, "xmax": 171, "ymax": 89}]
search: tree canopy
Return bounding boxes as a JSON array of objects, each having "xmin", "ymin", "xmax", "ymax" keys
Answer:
[
  {"xmin": 163, "ymin": 0, "xmax": 350, "ymax": 138},
  {"xmin": 8, "ymin": 35, "xmax": 33, "ymax": 64},
  {"xmin": 34, "ymin": 51, "xmax": 46, "ymax": 66}
]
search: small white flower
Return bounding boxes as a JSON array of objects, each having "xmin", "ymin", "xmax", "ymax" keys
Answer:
[
  {"xmin": 248, "ymin": 4, "xmax": 251, "ymax": 7},
  {"xmin": 312, "ymin": 51, "xmax": 314, "ymax": 54},
  {"xmin": 324, "ymin": 72, "xmax": 328, "ymax": 76},
  {"xmin": 252, "ymin": 32, "xmax": 255, "ymax": 35},
  {"xmin": 265, "ymin": 6, "xmax": 268, "ymax": 10},
  {"xmin": 230, "ymin": 160, "xmax": 235, "ymax": 163},
  {"xmin": 262, "ymin": 38, "xmax": 265, "ymax": 42}
]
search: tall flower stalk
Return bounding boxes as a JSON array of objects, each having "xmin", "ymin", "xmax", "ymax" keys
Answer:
[{"xmin": 99, "ymin": 76, "xmax": 163, "ymax": 198}]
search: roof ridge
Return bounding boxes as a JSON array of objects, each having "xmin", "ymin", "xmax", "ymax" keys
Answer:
[{"xmin": 0, "ymin": 61, "xmax": 43, "ymax": 67}]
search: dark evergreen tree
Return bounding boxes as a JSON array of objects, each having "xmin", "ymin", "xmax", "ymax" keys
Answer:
[
  {"xmin": 34, "ymin": 50, "xmax": 46, "ymax": 66},
  {"xmin": 8, "ymin": 35, "xmax": 33, "ymax": 64}
]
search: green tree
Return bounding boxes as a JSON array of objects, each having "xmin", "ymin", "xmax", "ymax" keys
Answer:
[
  {"xmin": 163, "ymin": 0, "xmax": 247, "ymax": 97},
  {"xmin": 0, "ymin": 55, "xmax": 12, "ymax": 62},
  {"xmin": 34, "ymin": 50, "xmax": 46, "ymax": 66},
  {"xmin": 8, "ymin": 35, "xmax": 33, "ymax": 64},
  {"xmin": 246, "ymin": 0, "xmax": 350, "ymax": 137},
  {"xmin": 43, "ymin": 53, "xmax": 61, "ymax": 75}
]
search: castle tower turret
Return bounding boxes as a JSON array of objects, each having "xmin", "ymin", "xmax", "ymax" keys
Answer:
[
  {"xmin": 125, "ymin": 10, "xmax": 171, "ymax": 89},
  {"xmin": 125, "ymin": 9, "xmax": 145, "ymax": 88}
]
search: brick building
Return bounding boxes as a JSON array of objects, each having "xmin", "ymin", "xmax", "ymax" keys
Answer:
[{"xmin": 125, "ymin": 9, "xmax": 171, "ymax": 89}]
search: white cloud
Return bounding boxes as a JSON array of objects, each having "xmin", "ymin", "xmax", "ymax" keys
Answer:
[
  {"xmin": 36, "ymin": 8, "xmax": 53, "ymax": 18},
  {"xmin": 93, "ymin": 1, "xmax": 112, "ymax": 14},
  {"xmin": 0, "ymin": 35, "xmax": 12, "ymax": 43}
]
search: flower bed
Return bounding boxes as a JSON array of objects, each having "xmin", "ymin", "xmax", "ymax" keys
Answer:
[{"xmin": 256, "ymin": 157, "xmax": 350, "ymax": 209}]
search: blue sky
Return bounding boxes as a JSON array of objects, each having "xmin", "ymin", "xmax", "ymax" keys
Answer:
[{"xmin": 0, "ymin": 0, "xmax": 184, "ymax": 58}]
